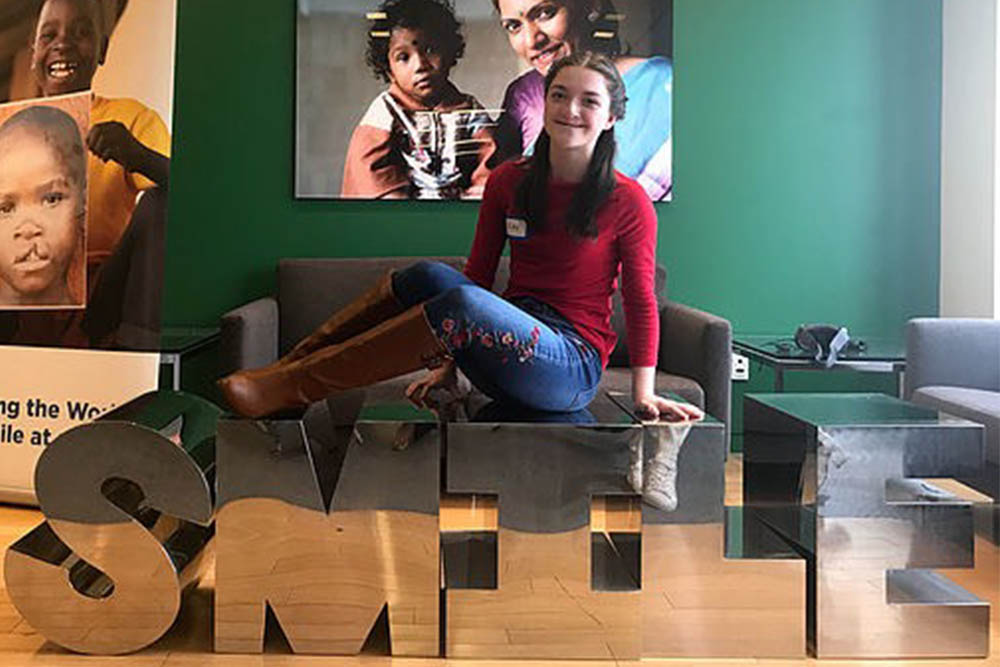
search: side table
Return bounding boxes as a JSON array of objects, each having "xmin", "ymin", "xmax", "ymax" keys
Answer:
[
  {"xmin": 742, "ymin": 392, "xmax": 989, "ymax": 658},
  {"xmin": 733, "ymin": 334, "xmax": 906, "ymax": 394},
  {"xmin": 159, "ymin": 327, "xmax": 220, "ymax": 390}
]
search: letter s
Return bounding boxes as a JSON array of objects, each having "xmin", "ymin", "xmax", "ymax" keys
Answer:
[{"xmin": 4, "ymin": 391, "xmax": 218, "ymax": 654}]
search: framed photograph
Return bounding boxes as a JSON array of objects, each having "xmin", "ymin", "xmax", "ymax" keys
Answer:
[{"xmin": 296, "ymin": 0, "xmax": 673, "ymax": 201}]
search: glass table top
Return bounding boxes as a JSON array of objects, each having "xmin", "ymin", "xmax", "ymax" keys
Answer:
[
  {"xmin": 734, "ymin": 334, "xmax": 904, "ymax": 362},
  {"xmin": 353, "ymin": 392, "xmax": 717, "ymax": 428},
  {"xmin": 606, "ymin": 391, "xmax": 722, "ymax": 427},
  {"xmin": 747, "ymin": 393, "xmax": 977, "ymax": 427},
  {"xmin": 359, "ymin": 392, "xmax": 636, "ymax": 426},
  {"xmin": 357, "ymin": 401, "xmax": 439, "ymax": 424},
  {"xmin": 158, "ymin": 327, "xmax": 220, "ymax": 354}
]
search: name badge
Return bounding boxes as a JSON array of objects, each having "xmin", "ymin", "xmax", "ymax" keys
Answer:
[{"xmin": 505, "ymin": 217, "xmax": 527, "ymax": 239}]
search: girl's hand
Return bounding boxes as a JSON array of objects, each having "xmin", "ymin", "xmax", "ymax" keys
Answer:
[
  {"xmin": 633, "ymin": 394, "xmax": 704, "ymax": 422},
  {"xmin": 406, "ymin": 360, "xmax": 460, "ymax": 409}
]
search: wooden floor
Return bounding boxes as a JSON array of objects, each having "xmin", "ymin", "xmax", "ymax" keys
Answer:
[{"xmin": 1, "ymin": 455, "xmax": 996, "ymax": 666}]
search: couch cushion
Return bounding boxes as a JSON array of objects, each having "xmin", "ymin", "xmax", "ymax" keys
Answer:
[
  {"xmin": 278, "ymin": 257, "xmax": 463, "ymax": 354},
  {"xmin": 905, "ymin": 319, "xmax": 1000, "ymax": 397},
  {"xmin": 599, "ymin": 367, "xmax": 704, "ymax": 410},
  {"xmin": 911, "ymin": 386, "xmax": 1000, "ymax": 465}
]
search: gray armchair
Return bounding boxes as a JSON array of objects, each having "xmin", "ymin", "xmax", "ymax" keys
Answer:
[
  {"xmin": 905, "ymin": 317, "xmax": 1000, "ymax": 501},
  {"xmin": 220, "ymin": 257, "xmax": 731, "ymax": 441}
]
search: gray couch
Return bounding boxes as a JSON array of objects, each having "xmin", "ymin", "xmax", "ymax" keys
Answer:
[
  {"xmin": 220, "ymin": 257, "xmax": 732, "ymax": 440},
  {"xmin": 905, "ymin": 318, "xmax": 1000, "ymax": 502}
]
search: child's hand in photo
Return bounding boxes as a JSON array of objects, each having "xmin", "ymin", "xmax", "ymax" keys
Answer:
[{"xmin": 87, "ymin": 121, "xmax": 143, "ymax": 168}]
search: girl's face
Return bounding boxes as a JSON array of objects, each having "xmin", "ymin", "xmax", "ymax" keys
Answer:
[
  {"xmin": 543, "ymin": 65, "xmax": 615, "ymax": 153},
  {"xmin": 386, "ymin": 27, "xmax": 449, "ymax": 107},
  {"xmin": 0, "ymin": 127, "xmax": 82, "ymax": 304},
  {"xmin": 30, "ymin": 0, "xmax": 105, "ymax": 97},
  {"xmin": 497, "ymin": 0, "xmax": 574, "ymax": 75}
]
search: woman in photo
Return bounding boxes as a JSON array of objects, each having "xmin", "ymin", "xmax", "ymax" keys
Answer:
[{"xmin": 490, "ymin": 0, "xmax": 673, "ymax": 200}]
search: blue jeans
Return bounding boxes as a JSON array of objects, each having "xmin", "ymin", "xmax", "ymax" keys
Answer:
[{"xmin": 392, "ymin": 261, "xmax": 602, "ymax": 412}]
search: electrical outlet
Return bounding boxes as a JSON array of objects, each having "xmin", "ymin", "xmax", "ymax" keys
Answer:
[{"xmin": 732, "ymin": 353, "xmax": 749, "ymax": 381}]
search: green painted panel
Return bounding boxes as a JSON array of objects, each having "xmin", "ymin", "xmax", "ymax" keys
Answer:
[{"xmin": 164, "ymin": 0, "xmax": 941, "ymax": 343}]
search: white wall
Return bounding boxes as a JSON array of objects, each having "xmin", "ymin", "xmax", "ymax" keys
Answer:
[
  {"xmin": 92, "ymin": 0, "xmax": 177, "ymax": 129},
  {"xmin": 996, "ymin": 0, "xmax": 1000, "ymax": 317},
  {"xmin": 941, "ymin": 0, "xmax": 997, "ymax": 318}
]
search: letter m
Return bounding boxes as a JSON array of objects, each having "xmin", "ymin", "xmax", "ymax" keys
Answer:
[{"xmin": 214, "ymin": 407, "xmax": 440, "ymax": 656}]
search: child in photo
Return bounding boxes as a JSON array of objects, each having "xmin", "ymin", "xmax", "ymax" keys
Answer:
[
  {"xmin": 342, "ymin": 0, "xmax": 496, "ymax": 199},
  {"xmin": 0, "ymin": 105, "xmax": 86, "ymax": 308},
  {"xmin": 30, "ymin": 0, "xmax": 169, "ymax": 262}
]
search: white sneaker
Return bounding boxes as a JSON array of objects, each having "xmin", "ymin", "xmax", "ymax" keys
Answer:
[
  {"xmin": 640, "ymin": 421, "xmax": 693, "ymax": 512},
  {"xmin": 643, "ymin": 457, "xmax": 678, "ymax": 512}
]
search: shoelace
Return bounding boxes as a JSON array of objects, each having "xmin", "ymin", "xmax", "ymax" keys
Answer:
[{"xmin": 645, "ymin": 459, "xmax": 675, "ymax": 487}]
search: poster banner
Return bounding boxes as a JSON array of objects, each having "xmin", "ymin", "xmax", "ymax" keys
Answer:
[
  {"xmin": 0, "ymin": 0, "xmax": 177, "ymax": 499},
  {"xmin": 0, "ymin": 345, "xmax": 159, "ymax": 504},
  {"xmin": 0, "ymin": 0, "xmax": 176, "ymax": 351},
  {"xmin": 296, "ymin": 0, "xmax": 674, "ymax": 201}
]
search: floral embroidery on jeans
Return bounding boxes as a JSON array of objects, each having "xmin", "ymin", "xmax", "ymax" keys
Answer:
[{"xmin": 438, "ymin": 318, "xmax": 540, "ymax": 364}]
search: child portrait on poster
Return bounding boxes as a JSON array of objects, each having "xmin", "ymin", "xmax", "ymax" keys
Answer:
[
  {"xmin": 342, "ymin": 0, "xmax": 496, "ymax": 200},
  {"xmin": 0, "ymin": 99, "xmax": 88, "ymax": 309}
]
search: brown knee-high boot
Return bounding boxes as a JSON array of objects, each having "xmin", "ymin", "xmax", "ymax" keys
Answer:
[
  {"xmin": 282, "ymin": 270, "xmax": 404, "ymax": 364},
  {"xmin": 218, "ymin": 305, "xmax": 448, "ymax": 418}
]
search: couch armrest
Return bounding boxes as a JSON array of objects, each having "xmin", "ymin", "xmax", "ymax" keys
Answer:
[
  {"xmin": 220, "ymin": 297, "xmax": 279, "ymax": 374},
  {"xmin": 905, "ymin": 318, "xmax": 1000, "ymax": 398},
  {"xmin": 659, "ymin": 300, "xmax": 732, "ymax": 443}
]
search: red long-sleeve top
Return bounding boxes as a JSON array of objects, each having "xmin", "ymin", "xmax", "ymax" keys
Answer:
[{"xmin": 463, "ymin": 160, "xmax": 660, "ymax": 368}]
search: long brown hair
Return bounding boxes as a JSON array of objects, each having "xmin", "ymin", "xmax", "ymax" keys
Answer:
[{"xmin": 516, "ymin": 51, "xmax": 627, "ymax": 239}]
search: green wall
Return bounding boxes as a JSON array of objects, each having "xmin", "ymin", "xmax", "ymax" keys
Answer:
[{"xmin": 164, "ymin": 0, "xmax": 941, "ymax": 337}]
